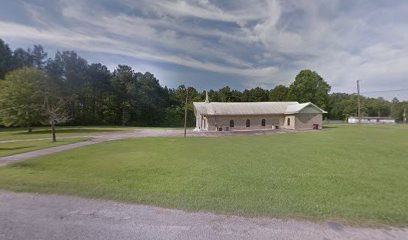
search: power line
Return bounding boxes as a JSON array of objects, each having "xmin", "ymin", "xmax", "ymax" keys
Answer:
[{"xmin": 361, "ymin": 88, "xmax": 408, "ymax": 94}]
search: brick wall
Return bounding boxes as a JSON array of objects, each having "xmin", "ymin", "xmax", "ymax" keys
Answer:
[
  {"xmin": 205, "ymin": 115, "xmax": 285, "ymax": 131},
  {"xmin": 199, "ymin": 113, "xmax": 323, "ymax": 131},
  {"xmin": 295, "ymin": 113, "xmax": 323, "ymax": 130}
]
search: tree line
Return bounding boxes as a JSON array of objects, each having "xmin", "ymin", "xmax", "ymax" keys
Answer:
[{"xmin": 0, "ymin": 38, "xmax": 407, "ymax": 133}]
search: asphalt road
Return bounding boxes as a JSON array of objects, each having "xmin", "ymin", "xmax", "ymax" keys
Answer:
[
  {"xmin": 0, "ymin": 191, "xmax": 406, "ymax": 240},
  {"xmin": 0, "ymin": 129, "xmax": 184, "ymax": 167},
  {"xmin": 0, "ymin": 129, "xmax": 290, "ymax": 167}
]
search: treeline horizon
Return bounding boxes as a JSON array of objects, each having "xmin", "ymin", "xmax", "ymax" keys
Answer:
[{"xmin": 0, "ymin": 38, "xmax": 407, "ymax": 129}]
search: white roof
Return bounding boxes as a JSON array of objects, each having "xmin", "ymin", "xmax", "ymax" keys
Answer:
[
  {"xmin": 193, "ymin": 102, "xmax": 326, "ymax": 115},
  {"xmin": 284, "ymin": 102, "xmax": 327, "ymax": 114}
]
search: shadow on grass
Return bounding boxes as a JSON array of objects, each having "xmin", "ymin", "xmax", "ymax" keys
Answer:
[
  {"xmin": 13, "ymin": 128, "xmax": 121, "ymax": 136},
  {"xmin": 9, "ymin": 161, "xmax": 34, "ymax": 168},
  {"xmin": 0, "ymin": 146, "xmax": 34, "ymax": 151},
  {"xmin": 322, "ymin": 125, "xmax": 339, "ymax": 129}
]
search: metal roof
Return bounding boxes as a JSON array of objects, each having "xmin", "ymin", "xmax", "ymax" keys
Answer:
[
  {"xmin": 193, "ymin": 102, "xmax": 327, "ymax": 115},
  {"xmin": 284, "ymin": 102, "xmax": 328, "ymax": 114}
]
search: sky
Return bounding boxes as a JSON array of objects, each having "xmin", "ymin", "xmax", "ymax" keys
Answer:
[{"xmin": 0, "ymin": 0, "xmax": 407, "ymax": 100}]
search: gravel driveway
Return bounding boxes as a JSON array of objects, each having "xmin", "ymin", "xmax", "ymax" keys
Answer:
[{"xmin": 0, "ymin": 191, "xmax": 406, "ymax": 240}]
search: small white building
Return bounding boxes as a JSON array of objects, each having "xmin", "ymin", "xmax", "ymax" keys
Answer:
[{"xmin": 347, "ymin": 116, "xmax": 396, "ymax": 124}]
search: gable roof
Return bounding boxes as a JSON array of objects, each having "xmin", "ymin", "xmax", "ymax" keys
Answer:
[
  {"xmin": 193, "ymin": 102, "xmax": 327, "ymax": 115},
  {"xmin": 284, "ymin": 102, "xmax": 327, "ymax": 114}
]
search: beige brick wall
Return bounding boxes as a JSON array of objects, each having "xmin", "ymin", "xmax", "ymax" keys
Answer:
[
  {"xmin": 205, "ymin": 115, "xmax": 285, "ymax": 131},
  {"xmin": 197, "ymin": 113, "xmax": 323, "ymax": 131},
  {"xmin": 295, "ymin": 113, "xmax": 323, "ymax": 130},
  {"xmin": 282, "ymin": 115, "xmax": 296, "ymax": 130}
]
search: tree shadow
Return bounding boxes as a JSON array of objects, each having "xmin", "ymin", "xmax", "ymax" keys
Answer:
[
  {"xmin": 13, "ymin": 128, "xmax": 121, "ymax": 135},
  {"xmin": 0, "ymin": 146, "xmax": 34, "ymax": 151},
  {"xmin": 322, "ymin": 125, "xmax": 339, "ymax": 129}
]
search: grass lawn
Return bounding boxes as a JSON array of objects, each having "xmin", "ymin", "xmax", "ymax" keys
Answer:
[
  {"xmin": 0, "ymin": 126, "xmax": 136, "ymax": 140},
  {"xmin": 0, "ymin": 125, "xmax": 407, "ymax": 226},
  {"xmin": 0, "ymin": 138, "xmax": 89, "ymax": 157}
]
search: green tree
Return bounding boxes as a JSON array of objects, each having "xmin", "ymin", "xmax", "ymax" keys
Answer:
[
  {"xmin": 0, "ymin": 39, "xmax": 13, "ymax": 79},
  {"xmin": 390, "ymin": 98, "xmax": 403, "ymax": 121},
  {"xmin": 31, "ymin": 45, "xmax": 48, "ymax": 69},
  {"xmin": 164, "ymin": 85, "xmax": 198, "ymax": 127},
  {"xmin": 242, "ymin": 87, "xmax": 269, "ymax": 102},
  {"xmin": 288, "ymin": 69, "xmax": 331, "ymax": 108},
  {"xmin": 111, "ymin": 65, "xmax": 135, "ymax": 125},
  {"xmin": 84, "ymin": 63, "xmax": 113, "ymax": 124},
  {"xmin": 131, "ymin": 72, "xmax": 169, "ymax": 126},
  {"xmin": 327, "ymin": 93, "xmax": 357, "ymax": 120},
  {"xmin": 363, "ymin": 97, "xmax": 391, "ymax": 117},
  {"xmin": 0, "ymin": 67, "xmax": 47, "ymax": 132},
  {"xmin": 230, "ymin": 90, "xmax": 243, "ymax": 102},
  {"xmin": 269, "ymin": 85, "xmax": 289, "ymax": 101},
  {"xmin": 46, "ymin": 51, "xmax": 89, "ymax": 124},
  {"xmin": 208, "ymin": 89, "xmax": 220, "ymax": 102},
  {"xmin": 12, "ymin": 48, "xmax": 33, "ymax": 69},
  {"xmin": 218, "ymin": 86, "xmax": 232, "ymax": 102}
]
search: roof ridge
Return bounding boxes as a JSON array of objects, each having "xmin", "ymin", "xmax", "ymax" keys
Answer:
[{"xmin": 193, "ymin": 101, "xmax": 299, "ymax": 104}]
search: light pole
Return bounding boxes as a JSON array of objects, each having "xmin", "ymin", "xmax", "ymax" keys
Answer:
[
  {"xmin": 184, "ymin": 87, "xmax": 189, "ymax": 138},
  {"xmin": 357, "ymin": 80, "xmax": 361, "ymax": 124}
]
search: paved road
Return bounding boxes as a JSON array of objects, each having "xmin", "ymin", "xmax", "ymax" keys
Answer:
[
  {"xmin": 0, "ymin": 191, "xmax": 406, "ymax": 240},
  {"xmin": 0, "ymin": 129, "xmax": 184, "ymax": 167},
  {"xmin": 0, "ymin": 128, "xmax": 288, "ymax": 144},
  {"xmin": 0, "ymin": 129, "xmax": 291, "ymax": 167}
]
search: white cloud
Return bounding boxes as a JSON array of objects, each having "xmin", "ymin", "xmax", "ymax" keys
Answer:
[
  {"xmin": 2, "ymin": 0, "xmax": 408, "ymax": 99},
  {"xmin": 141, "ymin": 0, "xmax": 269, "ymax": 25}
]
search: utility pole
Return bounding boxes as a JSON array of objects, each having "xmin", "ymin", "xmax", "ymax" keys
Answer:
[
  {"xmin": 357, "ymin": 80, "xmax": 361, "ymax": 124},
  {"xmin": 184, "ymin": 87, "xmax": 189, "ymax": 138}
]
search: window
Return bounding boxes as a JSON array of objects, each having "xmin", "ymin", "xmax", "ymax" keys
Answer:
[
  {"xmin": 246, "ymin": 119, "xmax": 250, "ymax": 127},
  {"xmin": 261, "ymin": 119, "xmax": 266, "ymax": 127},
  {"xmin": 230, "ymin": 120, "xmax": 234, "ymax": 127},
  {"xmin": 287, "ymin": 118, "xmax": 291, "ymax": 126}
]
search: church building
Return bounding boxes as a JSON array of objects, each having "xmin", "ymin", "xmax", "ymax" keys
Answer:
[{"xmin": 193, "ymin": 98, "xmax": 327, "ymax": 131}]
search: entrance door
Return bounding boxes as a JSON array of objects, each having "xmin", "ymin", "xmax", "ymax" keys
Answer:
[{"xmin": 313, "ymin": 124, "xmax": 319, "ymax": 130}]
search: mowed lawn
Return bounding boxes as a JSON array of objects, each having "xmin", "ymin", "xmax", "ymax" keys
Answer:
[
  {"xmin": 0, "ymin": 126, "xmax": 136, "ymax": 140},
  {"xmin": 0, "ymin": 138, "xmax": 89, "ymax": 157},
  {"xmin": 0, "ymin": 125, "xmax": 407, "ymax": 226}
]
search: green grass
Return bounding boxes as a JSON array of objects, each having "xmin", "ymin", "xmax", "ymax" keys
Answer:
[
  {"xmin": 0, "ymin": 125, "xmax": 407, "ymax": 226},
  {"xmin": 0, "ymin": 138, "xmax": 89, "ymax": 157},
  {"xmin": 0, "ymin": 126, "xmax": 136, "ymax": 140}
]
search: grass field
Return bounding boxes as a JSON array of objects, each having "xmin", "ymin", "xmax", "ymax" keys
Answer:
[
  {"xmin": 0, "ymin": 125, "xmax": 407, "ymax": 226},
  {"xmin": 0, "ymin": 138, "xmax": 89, "ymax": 157},
  {"xmin": 0, "ymin": 126, "xmax": 136, "ymax": 140}
]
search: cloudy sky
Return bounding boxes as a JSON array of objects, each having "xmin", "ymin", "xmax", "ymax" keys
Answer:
[{"xmin": 1, "ymin": 0, "xmax": 407, "ymax": 99}]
